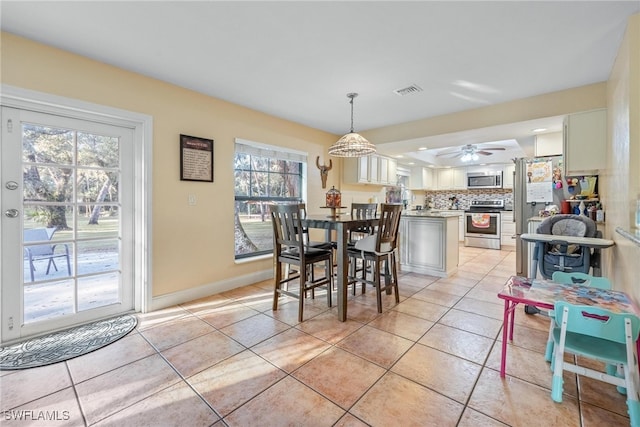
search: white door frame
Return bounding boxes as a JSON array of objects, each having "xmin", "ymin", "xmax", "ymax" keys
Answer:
[{"xmin": 0, "ymin": 85, "xmax": 152, "ymax": 344}]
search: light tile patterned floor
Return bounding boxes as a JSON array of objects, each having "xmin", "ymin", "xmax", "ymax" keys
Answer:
[{"xmin": 0, "ymin": 245, "xmax": 632, "ymax": 426}]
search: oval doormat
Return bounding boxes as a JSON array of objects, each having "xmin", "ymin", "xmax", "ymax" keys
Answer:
[{"xmin": 0, "ymin": 314, "xmax": 137, "ymax": 370}]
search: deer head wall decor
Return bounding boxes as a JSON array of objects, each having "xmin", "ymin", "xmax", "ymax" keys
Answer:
[{"xmin": 316, "ymin": 156, "xmax": 332, "ymax": 189}]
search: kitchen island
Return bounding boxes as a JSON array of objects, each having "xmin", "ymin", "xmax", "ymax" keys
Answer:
[{"xmin": 399, "ymin": 211, "xmax": 459, "ymax": 277}]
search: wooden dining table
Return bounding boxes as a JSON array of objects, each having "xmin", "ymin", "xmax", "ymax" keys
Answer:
[
  {"xmin": 497, "ymin": 275, "xmax": 639, "ymax": 378},
  {"xmin": 303, "ymin": 214, "xmax": 379, "ymax": 322}
]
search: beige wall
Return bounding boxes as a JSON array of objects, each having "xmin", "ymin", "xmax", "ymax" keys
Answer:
[
  {"xmin": 1, "ymin": 32, "xmax": 338, "ymax": 298},
  {"xmin": 603, "ymin": 14, "xmax": 640, "ymax": 299}
]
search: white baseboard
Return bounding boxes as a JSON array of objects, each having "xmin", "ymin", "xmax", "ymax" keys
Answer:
[{"xmin": 150, "ymin": 269, "xmax": 273, "ymax": 312}]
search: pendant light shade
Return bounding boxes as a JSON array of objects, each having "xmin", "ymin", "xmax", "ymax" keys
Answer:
[{"xmin": 328, "ymin": 93, "xmax": 376, "ymax": 157}]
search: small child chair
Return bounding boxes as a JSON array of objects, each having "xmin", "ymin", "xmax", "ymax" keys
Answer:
[
  {"xmin": 550, "ymin": 301, "xmax": 640, "ymax": 427},
  {"xmin": 543, "ymin": 272, "xmax": 612, "ymax": 361}
]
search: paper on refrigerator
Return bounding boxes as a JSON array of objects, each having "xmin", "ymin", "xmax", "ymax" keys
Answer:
[{"xmin": 525, "ymin": 160, "xmax": 553, "ymax": 202}]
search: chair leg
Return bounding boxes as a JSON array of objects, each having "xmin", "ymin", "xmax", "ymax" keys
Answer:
[
  {"xmin": 628, "ymin": 400, "xmax": 640, "ymax": 427},
  {"xmin": 374, "ymin": 259, "xmax": 383, "ymax": 313},
  {"xmin": 545, "ymin": 319, "xmax": 555, "ymax": 362},
  {"xmin": 298, "ymin": 272, "xmax": 305, "ymax": 323},
  {"xmin": 28, "ymin": 257, "xmax": 36, "ymax": 282},
  {"xmin": 391, "ymin": 252, "xmax": 399, "ymax": 304},
  {"xmin": 46, "ymin": 258, "xmax": 59, "ymax": 275},
  {"xmin": 326, "ymin": 257, "xmax": 332, "ymax": 308},
  {"xmin": 551, "ymin": 348, "xmax": 565, "ymax": 403},
  {"xmin": 273, "ymin": 261, "xmax": 282, "ymax": 311}
]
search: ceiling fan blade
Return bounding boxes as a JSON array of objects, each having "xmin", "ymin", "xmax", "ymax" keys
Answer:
[
  {"xmin": 477, "ymin": 151, "xmax": 494, "ymax": 156},
  {"xmin": 479, "ymin": 147, "xmax": 506, "ymax": 151}
]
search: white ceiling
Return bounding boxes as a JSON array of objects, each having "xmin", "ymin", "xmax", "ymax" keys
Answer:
[{"xmin": 2, "ymin": 1, "xmax": 638, "ymax": 166}]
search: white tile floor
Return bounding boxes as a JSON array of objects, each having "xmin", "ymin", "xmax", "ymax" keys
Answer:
[{"xmin": 1, "ymin": 245, "xmax": 632, "ymax": 426}]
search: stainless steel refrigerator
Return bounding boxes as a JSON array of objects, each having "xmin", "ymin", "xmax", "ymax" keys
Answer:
[{"xmin": 513, "ymin": 156, "xmax": 564, "ymax": 276}]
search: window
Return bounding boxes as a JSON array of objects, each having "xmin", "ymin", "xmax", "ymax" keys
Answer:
[{"xmin": 234, "ymin": 139, "xmax": 306, "ymax": 259}]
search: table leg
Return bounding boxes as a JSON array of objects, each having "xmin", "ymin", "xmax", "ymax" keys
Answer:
[
  {"xmin": 336, "ymin": 223, "xmax": 348, "ymax": 322},
  {"xmin": 509, "ymin": 302, "xmax": 516, "ymax": 342},
  {"xmin": 501, "ymin": 299, "xmax": 510, "ymax": 378}
]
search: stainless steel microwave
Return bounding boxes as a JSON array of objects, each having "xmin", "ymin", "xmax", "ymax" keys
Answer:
[{"xmin": 467, "ymin": 171, "xmax": 503, "ymax": 189}]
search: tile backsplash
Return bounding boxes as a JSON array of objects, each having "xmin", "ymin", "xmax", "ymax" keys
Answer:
[{"xmin": 425, "ymin": 189, "xmax": 513, "ymax": 210}]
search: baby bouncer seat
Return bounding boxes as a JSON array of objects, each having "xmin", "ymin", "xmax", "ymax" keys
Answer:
[{"xmin": 532, "ymin": 214, "xmax": 601, "ymax": 279}]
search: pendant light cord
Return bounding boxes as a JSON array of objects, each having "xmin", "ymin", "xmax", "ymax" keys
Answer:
[
  {"xmin": 350, "ymin": 96, "xmax": 354, "ymax": 133},
  {"xmin": 347, "ymin": 93, "xmax": 357, "ymax": 133}
]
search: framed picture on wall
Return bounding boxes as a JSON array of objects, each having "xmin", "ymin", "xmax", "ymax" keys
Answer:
[{"xmin": 180, "ymin": 134, "xmax": 214, "ymax": 182}]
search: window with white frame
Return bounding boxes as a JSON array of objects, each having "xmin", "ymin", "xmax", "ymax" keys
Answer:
[{"xmin": 234, "ymin": 139, "xmax": 306, "ymax": 259}]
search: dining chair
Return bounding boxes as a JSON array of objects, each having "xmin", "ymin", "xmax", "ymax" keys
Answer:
[
  {"xmin": 347, "ymin": 203, "xmax": 402, "ymax": 313},
  {"xmin": 348, "ymin": 203, "xmax": 378, "ymax": 245},
  {"xmin": 543, "ymin": 272, "xmax": 612, "ymax": 361},
  {"xmin": 550, "ymin": 301, "xmax": 640, "ymax": 426},
  {"xmin": 345, "ymin": 203, "xmax": 378, "ymax": 287},
  {"xmin": 270, "ymin": 203, "xmax": 333, "ymax": 322},
  {"xmin": 299, "ymin": 203, "xmax": 334, "ymax": 251}
]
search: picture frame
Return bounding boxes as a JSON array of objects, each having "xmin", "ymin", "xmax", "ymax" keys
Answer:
[{"xmin": 180, "ymin": 134, "xmax": 214, "ymax": 182}]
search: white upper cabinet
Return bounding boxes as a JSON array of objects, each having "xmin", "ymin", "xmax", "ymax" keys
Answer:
[
  {"xmin": 387, "ymin": 158, "xmax": 397, "ymax": 185},
  {"xmin": 563, "ymin": 109, "xmax": 606, "ymax": 176},
  {"xmin": 342, "ymin": 156, "xmax": 371, "ymax": 183},
  {"xmin": 436, "ymin": 168, "xmax": 453, "ymax": 190},
  {"xmin": 409, "ymin": 166, "xmax": 435, "ymax": 190},
  {"xmin": 437, "ymin": 167, "xmax": 466, "ymax": 190},
  {"xmin": 343, "ymin": 155, "xmax": 396, "ymax": 185},
  {"xmin": 535, "ymin": 132, "xmax": 563, "ymax": 157},
  {"xmin": 502, "ymin": 163, "xmax": 516, "ymax": 189},
  {"xmin": 377, "ymin": 156, "xmax": 397, "ymax": 185},
  {"xmin": 452, "ymin": 167, "xmax": 467, "ymax": 189}
]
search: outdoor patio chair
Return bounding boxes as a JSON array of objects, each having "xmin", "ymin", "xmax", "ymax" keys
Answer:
[{"xmin": 24, "ymin": 228, "xmax": 71, "ymax": 282}]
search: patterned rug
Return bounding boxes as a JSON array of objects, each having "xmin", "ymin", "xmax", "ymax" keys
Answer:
[{"xmin": 0, "ymin": 314, "xmax": 137, "ymax": 370}]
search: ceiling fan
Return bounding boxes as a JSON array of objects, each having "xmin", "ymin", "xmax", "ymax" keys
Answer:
[{"xmin": 436, "ymin": 144, "xmax": 506, "ymax": 162}]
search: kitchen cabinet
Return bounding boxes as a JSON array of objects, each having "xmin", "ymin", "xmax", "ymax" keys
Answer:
[
  {"xmin": 436, "ymin": 167, "xmax": 466, "ymax": 190},
  {"xmin": 563, "ymin": 109, "xmax": 606, "ymax": 176},
  {"xmin": 502, "ymin": 164, "xmax": 515, "ymax": 189},
  {"xmin": 535, "ymin": 132, "xmax": 563, "ymax": 157},
  {"xmin": 343, "ymin": 155, "xmax": 396, "ymax": 185},
  {"xmin": 501, "ymin": 211, "xmax": 515, "ymax": 247},
  {"xmin": 452, "ymin": 167, "xmax": 467, "ymax": 189},
  {"xmin": 409, "ymin": 166, "xmax": 435, "ymax": 190},
  {"xmin": 436, "ymin": 169, "xmax": 453, "ymax": 190},
  {"xmin": 377, "ymin": 156, "xmax": 397, "ymax": 185},
  {"xmin": 399, "ymin": 214, "xmax": 459, "ymax": 277},
  {"xmin": 342, "ymin": 156, "xmax": 370, "ymax": 184}
]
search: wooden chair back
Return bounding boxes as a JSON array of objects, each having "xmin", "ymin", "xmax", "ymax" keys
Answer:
[{"xmin": 270, "ymin": 203, "xmax": 305, "ymax": 254}]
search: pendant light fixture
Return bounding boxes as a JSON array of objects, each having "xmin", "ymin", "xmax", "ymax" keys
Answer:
[{"xmin": 328, "ymin": 93, "xmax": 376, "ymax": 157}]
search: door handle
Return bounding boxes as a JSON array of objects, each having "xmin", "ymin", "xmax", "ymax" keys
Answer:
[{"xmin": 4, "ymin": 209, "xmax": 19, "ymax": 218}]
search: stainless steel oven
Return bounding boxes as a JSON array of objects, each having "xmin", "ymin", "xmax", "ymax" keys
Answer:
[{"xmin": 464, "ymin": 200, "xmax": 504, "ymax": 250}]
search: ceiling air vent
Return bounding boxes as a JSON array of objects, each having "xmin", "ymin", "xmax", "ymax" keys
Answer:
[{"xmin": 393, "ymin": 84, "xmax": 423, "ymax": 96}]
